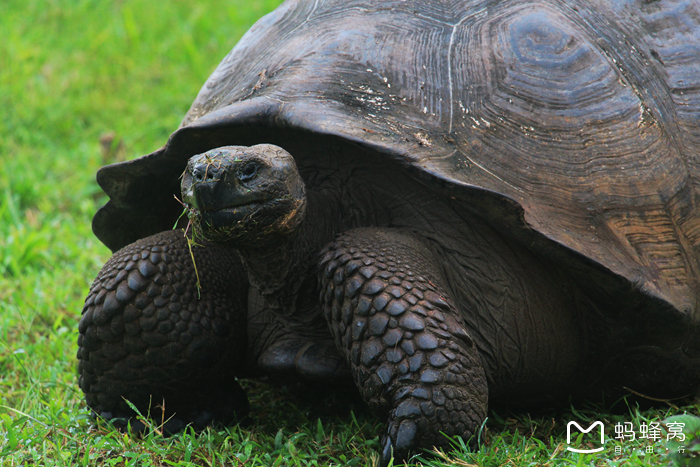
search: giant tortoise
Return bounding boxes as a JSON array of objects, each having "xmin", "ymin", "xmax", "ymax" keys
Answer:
[{"xmin": 78, "ymin": 0, "xmax": 700, "ymax": 464}]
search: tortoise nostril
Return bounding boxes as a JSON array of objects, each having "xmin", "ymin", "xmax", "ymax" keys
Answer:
[
  {"xmin": 193, "ymin": 167, "xmax": 203, "ymax": 182},
  {"xmin": 192, "ymin": 163, "xmax": 220, "ymax": 183}
]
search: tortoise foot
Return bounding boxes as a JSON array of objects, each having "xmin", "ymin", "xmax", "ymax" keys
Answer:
[
  {"xmin": 259, "ymin": 338, "xmax": 351, "ymax": 384},
  {"xmin": 95, "ymin": 379, "xmax": 250, "ymax": 435},
  {"xmin": 319, "ymin": 227, "xmax": 488, "ymax": 465}
]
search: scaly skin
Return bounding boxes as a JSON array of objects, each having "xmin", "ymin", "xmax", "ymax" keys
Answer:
[
  {"xmin": 78, "ymin": 229, "xmax": 250, "ymax": 430},
  {"xmin": 319, "ymin": 227, "xmax": 488, "ymax": 464}
]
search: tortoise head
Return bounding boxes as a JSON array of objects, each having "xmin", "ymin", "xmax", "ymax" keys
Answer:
[{"xmin": 181, "ymin": 144, "xmax": 307, "ymax": 247}]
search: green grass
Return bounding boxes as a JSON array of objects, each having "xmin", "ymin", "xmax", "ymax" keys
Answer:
[{"xmin": 1, "ymin": 0, "xmax": 699, "ymax": 465}]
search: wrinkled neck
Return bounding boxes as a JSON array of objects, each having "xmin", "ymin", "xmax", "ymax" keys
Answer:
[
  {"xmin": 236, "ymin": 230, "xmax": 310, "ymax": 313},
  {"xmin": 235, "ymin": 189, "xmax": 345, "ymax": 314}
]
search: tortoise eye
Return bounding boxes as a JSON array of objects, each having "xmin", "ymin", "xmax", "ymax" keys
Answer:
[{"xmin": 239, "ymin": 162, "xmax": 258, "ymax": 181}]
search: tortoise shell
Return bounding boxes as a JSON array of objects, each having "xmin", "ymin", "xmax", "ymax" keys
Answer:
[{"xmin": 93, "ymin": 0, "xmax": 700, "ymax": 318}]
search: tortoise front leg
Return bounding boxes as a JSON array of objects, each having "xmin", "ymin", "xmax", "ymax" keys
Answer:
[
  {"xmin": 319, "ymin": 228, "xmax": 488, "ymax": 466},
  {"xmin": 78, "ymin": 229, "xmax": 250, "ymax": 432}
]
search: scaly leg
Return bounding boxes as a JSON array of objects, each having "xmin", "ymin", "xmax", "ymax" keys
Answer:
[
  {"xmin": 319, "ymin": 228, "xmax": 488, "ymax": 465},
  {"xmin": 78, "ymin": 229, "xmax": 250, "ymax": 432}
]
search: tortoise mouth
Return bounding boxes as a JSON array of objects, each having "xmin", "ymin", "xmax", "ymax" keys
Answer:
[
  {"xmin": 198, "ymin": 199, "xmax": 265, "ymax": 213},
  {"xmin": 189, "ymin": 200, "xmax": 266, "ymax": 230},
  {"xmin": 187, "ymin": 196, "xmax": 305, "ymax": 246}
]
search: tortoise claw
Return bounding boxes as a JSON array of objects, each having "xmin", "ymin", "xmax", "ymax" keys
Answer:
[
  {"xmin": 395, "ymin": 419, "xmax": 418, "ymax": 453},
  {"xmin": 380, "ymin": 435, "xmax": 394, "ymax": 467},
  {"xmin": 380, "ymin": 418, "xmax": 418, "ymax": 466}
]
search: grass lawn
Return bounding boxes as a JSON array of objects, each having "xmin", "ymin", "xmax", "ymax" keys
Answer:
[{"xmin": 1, "ymin": 0, "xmax": 699, "ymax": 465}]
